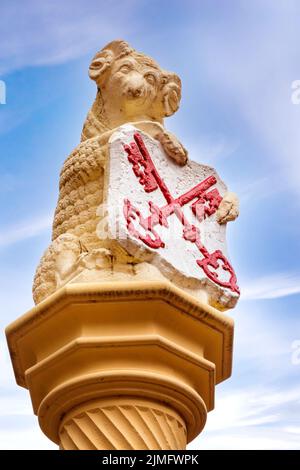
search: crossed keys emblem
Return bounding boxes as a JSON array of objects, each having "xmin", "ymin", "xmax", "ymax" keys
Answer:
[{"xmin": 122, "ymin": 132, "xmax": 239, "ymax": 294}]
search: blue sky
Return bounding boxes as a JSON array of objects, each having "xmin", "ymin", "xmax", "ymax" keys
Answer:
[{"xmin": 1, "ymin": 0, "xmax": 300, "ymax": 449}]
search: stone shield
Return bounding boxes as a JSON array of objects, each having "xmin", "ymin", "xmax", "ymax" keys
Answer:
[{"xmin": 106, "ymin": 125, "xmax": 239, "ymax": 308}]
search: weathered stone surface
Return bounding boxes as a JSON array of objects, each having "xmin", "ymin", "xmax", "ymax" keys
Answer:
[{"xmin": 107, "ymin": 125, "xmax": 239, "ymax": 309}]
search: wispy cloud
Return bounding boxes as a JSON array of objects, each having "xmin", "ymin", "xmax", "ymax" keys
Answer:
[
  {"xmin": 283, "ymin": 426, "xmax": 300, "ymax": 435},
  {"xmin": 167, "ymin": 122, "xmax": 239, "ymax": 166},
  {"xmin": 0, "ymin": 340, "xmax": 17, "ymax": 389},
  {"xmin": 242, "ymin": 271, "xmax": 300, "ymax": 300},
  {"xmin": 0, "ymin": 420, "xmax": 56, "ymax": 450},
  {"xmin": 0, "ymin": 0, "xmax": 139, "ymax": 75},
  {"xmin": 0, "ymin": 215, "xmax": 51, "ymax": 248},
  {"xmin": 191, "ymin": 385, "xmax": 300, "ymax": 449},
  {"xmin": 188, "ymin": 136, "xmax": 238, "ymax": 166},
  {"xmin": 238, "ymin": 175, "xmax": 284, "ymax": 205}
]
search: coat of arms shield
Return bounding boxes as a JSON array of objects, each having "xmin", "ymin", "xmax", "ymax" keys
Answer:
[{"xmin": 106, "ymin": 125, "xmax": 239, "ymax": 308}]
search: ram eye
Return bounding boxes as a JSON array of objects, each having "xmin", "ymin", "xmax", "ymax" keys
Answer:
[
  {"xmin": 119, "ymin": 64, "xmax": 132, "ymax": 74},
  {"xmin": 145, "ymin": 73, "xmax": 156, "ymax": 85}
]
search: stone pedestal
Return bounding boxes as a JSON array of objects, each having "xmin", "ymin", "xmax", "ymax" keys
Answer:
[{"xmin": 6, "ymin": 280, "xmax": 233, "ymax": 450}]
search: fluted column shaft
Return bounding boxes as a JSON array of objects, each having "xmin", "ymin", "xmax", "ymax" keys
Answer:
[{"xmin": 59, "ymin": 397, "xmax": 187, "ymax": 450}]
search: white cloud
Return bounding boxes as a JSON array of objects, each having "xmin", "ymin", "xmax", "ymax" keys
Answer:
[
  {"xmin": 283, "ymin": 426, "xmax": 300, "ymax": 434},
  {"xmin": 0, "ymin": 339, "xmax": 16, "ymax": 389},
  {"xmin": 241, "ymin": 271, "xmax": 300, "ymax": 300},
  {"xmin": 0, "ymin": 426, "xmax": 56, "ymax": 450},
  {"xmin": 0, "ymin": 215, "xmax": 51, "ymax": 247},
  {"xmin": 0, "ymin": 338, "xmax": 55, "ymax": 449},
  {"xmin": 167, "ymin": 122, "xmax": 239, "ymax": 167},
  {"xmin": 232, "ymin": 305, "xmax": 292, "ymax": 370},
  {"xmin": 0, "ymin": 0, "xmax": 139, "ymax": 75},
  {"xmin": 191, "ymin": 432, "xmax": 300, "ymax": 450},
  {"xmin": 238, "ymin": 175, "xmax": 284, "ymax": 205},
  {"xmin": 190, "ymin": 385, "xmax": 300, "ymax": 450}
]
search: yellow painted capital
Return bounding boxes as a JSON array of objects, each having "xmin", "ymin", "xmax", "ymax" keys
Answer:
[{"xmin": 6, "ymin": 280, "xmax": 233, "ymax": 449}]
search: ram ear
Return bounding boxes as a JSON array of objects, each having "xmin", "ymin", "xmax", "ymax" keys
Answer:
[
  {"xmin": 89, "ymin": 40, "xmax": 134, "ymax": 85},
  {"xmin": 89, "ymin": 49, "xmax": 114, "ymax": 84},
  {"xmin": 161, "ymin": 73, "xmax": 182, "ymax": 117}
]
